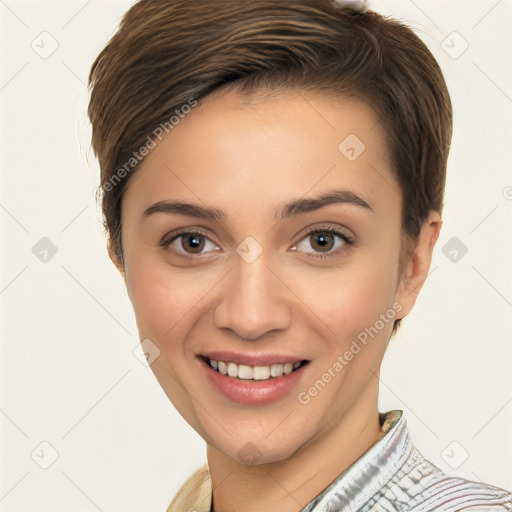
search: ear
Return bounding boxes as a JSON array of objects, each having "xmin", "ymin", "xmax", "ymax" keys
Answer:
[
  {"xmin": 394, "ymin": 210, "xmax": 442, "ymax": 319},
  {"xmin": 108, "ymin": 241, "xmax": 126, "ymax": 283}
]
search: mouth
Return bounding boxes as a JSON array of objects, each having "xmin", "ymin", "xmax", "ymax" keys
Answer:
[
  {"xmin": 199, "ymin": 355, "xmax": 310, "ymax": 381},
  {"xmin": 197, "ymin": 353, "xmax": 311, "ymax": 405}
]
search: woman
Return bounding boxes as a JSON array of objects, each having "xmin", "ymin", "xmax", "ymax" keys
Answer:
[{"xmin": 87, "ymin": 0, "xmax": 512, "ymax": 510}]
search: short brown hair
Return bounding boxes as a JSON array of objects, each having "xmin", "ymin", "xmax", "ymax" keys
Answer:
[{"xmin": 88, "ymin": 0, "xmax": 452, "ymax": 329}]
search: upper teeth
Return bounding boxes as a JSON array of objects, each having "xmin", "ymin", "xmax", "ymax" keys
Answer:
[{"xmin": 208, "ymin": 359, "xmax": 302, "ymax": 380}]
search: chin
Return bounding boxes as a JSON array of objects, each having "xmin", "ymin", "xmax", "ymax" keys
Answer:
[
  {"xmin": 219, "ymin": 437, "xmax": 304, "ymax": 466},
  {"xmin": 201, "ymin": 414, "xmax": 314, "ymax": 466}
]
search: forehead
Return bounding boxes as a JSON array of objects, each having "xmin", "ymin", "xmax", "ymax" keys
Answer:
[{"xmin": 122, "ymin": 89, "xmax": 400, "ymax": 221}]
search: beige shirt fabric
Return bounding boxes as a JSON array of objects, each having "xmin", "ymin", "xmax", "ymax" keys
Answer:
[{"xmin": 166, "ymin": 461, "xmax": 212, "ymax": 512}]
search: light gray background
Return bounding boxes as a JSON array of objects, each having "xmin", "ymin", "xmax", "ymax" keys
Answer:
[{"xmin": 1, "ymin": 0, "xmax": 511, "ymax": 510}]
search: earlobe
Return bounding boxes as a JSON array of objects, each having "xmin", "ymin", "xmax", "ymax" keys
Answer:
[{"xmin": 395, "ymin": 211, "xmax": 442, "ymax": 319}]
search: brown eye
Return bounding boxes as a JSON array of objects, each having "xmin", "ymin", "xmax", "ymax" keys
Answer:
[
  {"xmin": 161, "ymin": 229, "xmax": 220, "ymax": 259},
  {"xmin": 181, "ymin": 233, "xmax": 206, "ymax": 254},
  {"xmin": 309, "ymin": 232, "xmax": 336, "ymax": 253},
  {"xmin": 292, "ymin": 227, "xmax": 353, "ymax": 259}
]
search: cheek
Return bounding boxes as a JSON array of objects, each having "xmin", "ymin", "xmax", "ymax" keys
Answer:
[
  {"xmin": 125, "ymin": 252, "xmax": 188, "ymax": 341},
  {"xmin": 125, "ymin": 249, "xmax": 222, "ymax": 347},
  {"xmin": 124, "ymin": 253, "xmax": 213, "ymax": 418},
  {"xmin": 307, "ymin": 257, "xmax": 399, "ymax": 340}
]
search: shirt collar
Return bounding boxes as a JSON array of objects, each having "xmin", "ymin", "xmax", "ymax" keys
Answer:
[
  {"xmin": 169, "ymin": 409, "xmax": 407, "ymax": 512},
  {"xmin": 300, "ymin": 409, "xmax": 408, "ymax": 511}
]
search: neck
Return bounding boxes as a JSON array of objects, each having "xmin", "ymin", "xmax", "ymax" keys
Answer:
[{"xmin": 207, "ymin": 392, "xmax": 382, "ymax": 512}]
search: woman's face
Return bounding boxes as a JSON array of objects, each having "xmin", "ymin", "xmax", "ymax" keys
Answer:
[{"xmin": 118, "ymin": 89, "xmax": 413, "ymax": 464}]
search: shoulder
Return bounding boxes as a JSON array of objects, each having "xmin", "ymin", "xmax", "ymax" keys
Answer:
[
  {"xmin": 405, "ymin": 475, "xmax": 512, "ymax": 511},
  {"xmin": 166, "ymin": 464, "xmax": 212, "ymax": 512},
  {"xmin": 391, "ymin": 448, "xmax": 512, "ymax": 512}
]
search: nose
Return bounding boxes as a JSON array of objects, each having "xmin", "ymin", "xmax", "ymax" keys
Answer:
[{"xmin": 213, "ymin": 252, "xmax": 292, "ymax": 340}]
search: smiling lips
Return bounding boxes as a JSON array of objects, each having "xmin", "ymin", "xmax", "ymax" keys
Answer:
[
  {"xmin": 199, "ymin": 351, "xmax": 309, "ymax": 381},
  {"xmin": 198, "ymin": 351, "xmax": 310, "ymax": 405},
  {"xmin": 207, "ymin": 358, "xmax": 305, "ymax": 380}
]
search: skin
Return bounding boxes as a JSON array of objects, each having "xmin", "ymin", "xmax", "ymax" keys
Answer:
[{"xmin": 110, "ymin": 89, "xmax": 441, "ymax": 512}]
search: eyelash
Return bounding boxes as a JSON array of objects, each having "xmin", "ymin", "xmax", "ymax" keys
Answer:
[{"xmin": 159, "ymin": 225, "xmax": 355, "ymax": 261}]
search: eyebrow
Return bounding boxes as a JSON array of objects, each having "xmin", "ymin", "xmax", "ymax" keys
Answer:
[{"xmin": 142, "ymin": 189, "xmax": 373, "ymax": 222}]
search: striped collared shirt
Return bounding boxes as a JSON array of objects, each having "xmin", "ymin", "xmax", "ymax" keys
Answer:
[{"xmin": 167, "ymin": 410, "xmax": 512, "ymax": 512}]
